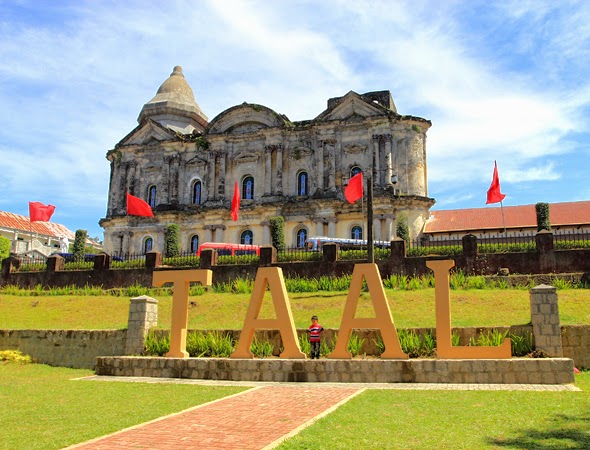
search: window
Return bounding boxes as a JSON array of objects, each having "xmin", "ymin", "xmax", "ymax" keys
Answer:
[
  {"xmin": 242, "ymin": 176, "xmax": 254, "ymax": 200},
  {"xmin": 296, "ymin": 229, "xmax": 307, "ymax": 248},
  {"xmin": 350, "ymin": 166, "xmax": 362, "ymax": 178},
  {"xmin": 297, "ymin": 171, "xmax": 308, "ymax": 196},
  {"xmin": 192, "ymin": 180, "xmax": 202, "ymax": 204},
  {"xmin": 143, "ymin": 237, "xmax": 153, "ymax": 254},
  {"xmin": 190, "ymin": 235, "xmax": 199, "ymax": 253},
  {"xmin": 240, "ymin": 230, "xmax": 253, "ymax": 245},
  {"xmin": 351, "ymin": 226, "xmax": 363, "ymax": 240},
  {"xmin": 147, "ymin": 185, "xmax": 157, "ymax": 208}
]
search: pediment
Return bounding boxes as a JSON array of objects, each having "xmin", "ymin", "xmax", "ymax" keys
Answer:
[
  {"xmin": 234, "ymin": 150, "xmax": 260, "ymax": 163},
  {"xmin": 117, "ymin": 119, "xmax": 178, "ymax": 146},
  {"xmin": 343, "ymin": 143, "xmax": 367, "ymax": 154},
  {"xmin": 207, "ymin": 103, "xmax": 289, "ymax": 135},
  {"xmin": 314, "ymin": 91, "xmax": 388, "ymax": 122}
]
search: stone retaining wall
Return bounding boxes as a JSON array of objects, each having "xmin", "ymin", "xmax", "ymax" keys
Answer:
[
  {"xmin": 562, "ymin": 325, "xmax": 590, "ymax": 369},
  {"xmin": 0, "ymin": 329, "xmax": 126, "ymax": 369},
  {"xmin": 95, "ymin": 356, "xmax": 575, "ymax": 384}
]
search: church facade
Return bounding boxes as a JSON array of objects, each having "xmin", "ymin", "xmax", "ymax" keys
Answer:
[{"xmin": 100, "ymin": 66, "xmax": 435, "ymax": 255}]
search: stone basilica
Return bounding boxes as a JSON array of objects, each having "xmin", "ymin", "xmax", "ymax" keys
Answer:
[{"xmin": 100, "ymin": 66, "xmax": 435, "ymax": 255}]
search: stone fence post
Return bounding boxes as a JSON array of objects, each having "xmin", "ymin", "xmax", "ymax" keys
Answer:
[
  {"xmin": 323, "ymin": 243, "xmax": 339, "ymax": 262},
  {"xmin": 199, "ymin": 249, "xmax": 218, "ymax": 268},
  {"xmin": 536, "ymin": 231, "xmax": 556, "ymax": 273},
  {"xmin": 125, "ymin": 295, "xmax": 158, "ymax": 355},
  {"xmin": 530, "ymin": 284, "xmax": 563, "ymax": 357},
  {"xmin": 145, "ymin": 251, "xmax": 162, "ymax": 270},
  {"xmin": 259, "ymin": 246, "xmax": 277, "ymax": 266},
  {"xmin": 93, "ymin": 252, "xmax": 111, "ymax": 271},
  {"xmin": 46, "ymin": 254, "xmax": 65, "ymax": 272}
]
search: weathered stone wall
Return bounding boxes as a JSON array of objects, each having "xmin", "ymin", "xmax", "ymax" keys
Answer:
[
  {"xmin": 95, "ymin": 356, "xmax": 575, "ymax": 384},
  {"xmin": 3, "ymin": 325, "xmax": 588, "ymax": 370},
  {"xmin": 0, "ymin": 329, "xmax": 126, "ymax": 369},
  {"xmin": 561, "ymin": 325, "xmax": 590, "ymax": 370}
]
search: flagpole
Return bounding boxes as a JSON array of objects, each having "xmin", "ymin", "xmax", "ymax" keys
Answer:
[{"xmin": 499, "ymin": 200, "xmax": 507, "ymax": 233}]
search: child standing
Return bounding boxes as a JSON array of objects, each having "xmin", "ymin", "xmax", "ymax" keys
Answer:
[{"xmin": 307, "ymin": 315, "xmax": 324, "ymax": 359}]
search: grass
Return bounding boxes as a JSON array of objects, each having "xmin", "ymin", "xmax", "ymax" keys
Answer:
[
  {"xmin": 1, "ymin": 361, "xmax": 589, "ymax": 449},
  {"xmin": 0, "ymin": 362, "xmax": 248, "ymax": 450},
  {"xmin": 279, "ymin": 372, "xmax": 590, "ymax": 449},
  {"xmin": 2, "ymin": 288, "xmax": 590, "ymax": 330}
]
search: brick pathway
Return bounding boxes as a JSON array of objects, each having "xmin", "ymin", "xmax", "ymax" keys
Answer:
[{"xmin": 68, "ymin": 385, "xmax": 363, "ymax": 450}]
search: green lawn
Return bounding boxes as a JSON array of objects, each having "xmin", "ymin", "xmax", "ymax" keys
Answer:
[
  {"xmin": 1, "ymin": 288, "xmax": 589, "ymax": 330},
  {"xmin": 1, "ymin": 362, "xmax": 588, "ymax": 450},
  {"xmin": 0, "ymin": 362, "xmax": 248, "ymax": 450},
  {"xmin": 279, "ymin": 372, "xmax": 590, "ymax": 449}
]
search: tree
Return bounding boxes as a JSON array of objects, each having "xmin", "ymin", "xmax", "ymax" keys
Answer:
[
  {"xmin": 396, "ymin": 215, "xmax": 410, "ymax": 245},
  {"xmin": 72, "ymin": 229, "xmax": 88, "ymax": 262},
  {"xmin": 0, "ymin": 236, "xmax": 10, "ymax": 260},
  {"xmin": 535, "ymin": 202, "xmax": 551, "ymax": 232},
  {"xmin": 269, "ymin": 216, "xmax": 285, "ymax": 251},
  {"xmin": 165, "ymin": 224, "xmax": 180, "ymax": 257}
]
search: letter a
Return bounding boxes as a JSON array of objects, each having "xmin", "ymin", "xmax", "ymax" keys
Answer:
[
  {"xmin": 231, "ymin": 267, "xmax": 305, "ymax": 359},
  {"xmin": 329, "ymin": 263, "xmax": 408, "ymax": 359}
]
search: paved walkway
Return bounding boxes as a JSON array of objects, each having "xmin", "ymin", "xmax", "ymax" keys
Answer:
[{"xmin": 67, "ymin": 376, "xmax": 579, "ymax": 450}]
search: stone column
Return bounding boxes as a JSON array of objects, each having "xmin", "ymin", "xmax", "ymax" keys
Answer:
[
  {"xmin": 536, "ymin": 231, "xmax": 556, "ymax": 273},
  {"xmin": 373, "ymin": 216, "xmax": 382, "ymax": 241},
  {"xmin": 326, "ymin": 141, "xmax": 336, "ymax": 192},
  {"xmin": 315, "ymin": 219, "xmax": 324, "ymax": 236},
  {"xmin": 384, "ymin": 214, "xmax": 395, "ymax": 241},
  {"xmin": 265, "ymin": 146, "xmax": 272, "ymax": 196},
  {"xmin": 316, "ymin": 141, "xmax": 324, "ymax": 192},
  {"xmin": 208, "ymin": 152, "xmax": 217, "ymax": 200},
  {"xmin": 261, "ymin": 221, "xmax": 271, "ymax": 245},
  {"xmin": 530, "ymin": 284, "xmax": 563, "ymax": 357},
  {"xmin": 385, "ymin": 134, "xmax": 393, "ymax": 186},
  {"xmin": 327, "ymin": 218, "xmax": 337, "ymax": 237},
  {"xmin": 218, "ymin": 151, "xmax": 226, "ymax": 196},
  {"xmin": 125, "ymin": 296, "xmax": 158, "ymax": 356},
  {"xmin": 372, "ymin": 135, "xmax": 380, "ymax": 183},
  {"xmin": 215, "ymin": 225, "xmax": 225, "ymax": 243},
  {"xmin": 202, "ymin": 226, "xmax": 212, "ymax": 243},
  {"xmin": 276, "ymin": 144, "xmax": 283, "ymax": 194}
]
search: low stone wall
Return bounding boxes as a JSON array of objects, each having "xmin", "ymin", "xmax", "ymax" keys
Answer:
[
  {"xmin": 95, "ymin": 356, "xmax": 575, "ymax": 384},
  {"xmin": 0, "ymin": 329, "xmax": 126, "ymax": 369},
  {"xmin": 562, "ymin": 325, "xmax": 590, "ymax": 369}
]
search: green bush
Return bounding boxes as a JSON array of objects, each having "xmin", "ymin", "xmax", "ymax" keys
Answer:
[
  {"xmin": 0, "ymin": 236, "xmax": 11, "ymax": 260},
  {"xmin": 535, "ymin": 202, "xmax": 551, "ymax": 231},
  {"xmin": 396, "ymin": 215, "xmax": 410, "ymax": 245},
  {"xmin": 269, "ymin": 216, "xmax": 285, "ymax": 252},
  {"xmin": 165, "ymin": 224, "xmax": 180, "ymax": 258},
  {"xmin": 72, "ymin": 229, "xmax": 87, "ymax": 262}
]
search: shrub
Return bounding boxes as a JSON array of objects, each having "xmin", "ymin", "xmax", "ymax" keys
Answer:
[
  {"xmin": 269, "ymin": 216, "xmax": 285, "ymax": 252},
  {"xmin": 72, "ymin": 229, "xmax": 87, "ymax": 262},
  {"xmin": 0, "ymin": 236, "xmax": 10, "ymax": 260},
  {"xmin": 250, "ymin": 337, "xmax": 274, "ymax": 357},
  {"xmin": 165, "ymin": 224, "xmax": 180, "ymax": 258},
  {"xmin": 396, "ymin": 215, "xmax": 410, "ymax": 245},
  {"xmin": 535, "ymin": 202, "xmax": 551, "ymax": 231},
  {"xmin": 0, "ymin": 350, "xmax": 32, "ymax": 363}
]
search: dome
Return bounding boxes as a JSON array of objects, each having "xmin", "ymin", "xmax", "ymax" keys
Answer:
[{"xmin": 138, "ymin": 66, "xmax": 208, "ymax": 133}]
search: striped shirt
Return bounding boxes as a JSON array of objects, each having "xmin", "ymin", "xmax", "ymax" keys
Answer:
[{"xmin": 308, "ymin": 323, "xmax": 323, "ymax": 342}]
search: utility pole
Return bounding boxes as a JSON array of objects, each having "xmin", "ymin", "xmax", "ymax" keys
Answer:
[{"xmin": 367, "ymin": 170, "xmax": 374, "ymax": 263}]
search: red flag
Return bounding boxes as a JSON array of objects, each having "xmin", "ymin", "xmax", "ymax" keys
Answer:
[
  {"xmin": 126, "ymin": 192, "xmax": 154, "ymax": 217},
  {"xmin": 486, "ymin": 161, "xmax": 506, "ymax": 204},
  {"xmin": 344, "ymin": 172, "xmax": 364, "ymax": 204},
  {"xmin": 231, "ymin": 181, "xmax": 240, "ymax": 221},
  {"xmin": 29, "ymin": 201, "xmax": 56, "ymax": 222}
]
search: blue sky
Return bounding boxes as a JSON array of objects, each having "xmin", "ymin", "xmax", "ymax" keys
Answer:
[{"xmin": 1, "ymin": 0, "xmax": 589, "ymax": 240}]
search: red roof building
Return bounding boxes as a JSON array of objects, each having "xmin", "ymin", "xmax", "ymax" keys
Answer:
[{"xmin": 423, "ymin": 200, "xmax": 590, "ymax": 237}]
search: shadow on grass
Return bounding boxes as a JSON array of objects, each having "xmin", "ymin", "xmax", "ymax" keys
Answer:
[{"xmin": 488, "ymin": 413, "xmax": 590, "ymax": 449}]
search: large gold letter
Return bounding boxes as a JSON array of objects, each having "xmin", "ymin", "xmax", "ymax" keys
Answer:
[
  {"xmin": 426, "ymin": 260, "xmax": 511, "ymax": 359},
  {"xmin": 328, "ymin": 263, "xmax": 408, "ymax": 359},
  {"xmin": 231, "ymin": 267, "xmax": 305, "ymax": 359},
  {"xmin": 152, "ymin": 269, "xmax": 212, "ymax": 358}
]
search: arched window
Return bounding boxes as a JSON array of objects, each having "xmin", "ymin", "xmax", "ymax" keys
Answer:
[
  {"xmin": 192, "ymin": 180, "xmax": 202, "ymax": 205},
  {"xmin": 351, "ymin": 226, "xmax": 363, "ymax": 240},
  {"xmin": 297, "ymin": 171, "xmax": 308, "ymax": 196},
  {"xmin": 240, "ymin": 230, "xmax": 253, "ymax": 245},
  {"xmin": 296, "ymin": 229, "xmax": 307, "ymax": 248},
  {"xmin": 242, "ymin": 176, "xmax": 254, "ymax": 200},
  {"xmin": 350, "ymin": 166, "xmax": 362, "ymax": 178},
  {"xmin": 190, "ymin": 235, "xmax": 199, "ymax": 253},
  {"xmin": 143, "ymin": 237, "xmax": 153, "ymax": 254},
  {"xmin": 147, "ymin": 185, "xmax": 157, "ymax": 209}
]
